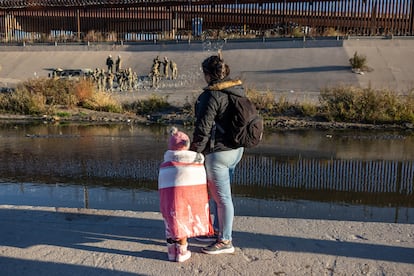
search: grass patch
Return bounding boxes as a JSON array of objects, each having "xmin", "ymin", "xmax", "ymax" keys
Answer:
[
  {"xmin": 81, "ymin": 91, "xmax": 123, "ymax": 113},
  {"xmin": 123, "ymin": 94, "xmax": 172, "ymax": 115},
  {"xmin": 349, "ymin": 51, "xmax": 369, "ymax": 71},
  {"xmin": 319, "ymin": 86, "xmax": 414, "ymax": 124},
  {"xmin": 247, "ymin": 89, "xmax": 318, "ymax": 118},
  {"xmin": 1, "ymin": 78, "xmax": 413, "ymax": 126},
  {"xmin": 55, "ymin": 111, "xmax": 72, "ymax": 118},
  {"xmin": 246, "ymin": 86, "xmax": 414, "ymax": 125},
  {"xmin": 0, "ymin": 88, "xmax": 46, "ymax": 115},
  {"xmin": 0, "ymin": 78, "xmax": 122, "ymax": 115}
]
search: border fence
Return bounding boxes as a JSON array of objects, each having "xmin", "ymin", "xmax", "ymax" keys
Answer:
[
  {"xmin": 236, "ymin": 156, "xmax": 414, "ymax": 195},
  {"xmin": 1, "ymin": 154, "xmax": 413, "ymax": 200},
  {"xmin": 1, "ymin": 0, "xmax": 413, "ymax": 43}
]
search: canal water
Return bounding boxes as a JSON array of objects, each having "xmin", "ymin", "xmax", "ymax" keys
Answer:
[{"xmin": 0, "ymin": 121, "xmax": 413, "ymax": 223}]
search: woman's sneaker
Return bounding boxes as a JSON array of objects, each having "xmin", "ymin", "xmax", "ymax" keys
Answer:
[{"xmin": 201, "ymin": 240, "xmax": 235, "ymax": 255}]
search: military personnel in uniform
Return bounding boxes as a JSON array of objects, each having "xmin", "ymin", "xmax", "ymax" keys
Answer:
[
  {"xmin": 98, "ymin": 68, "xmax": 106, "ymax": 91},
  {"xmin": 170, "ymin": 60, "xmax": 178, "ymax": 80},
  {"xmin": 106, "ymin": 72, "xmax": 114, "ymax": 92},
  {"xmin": 150, "ymin": 57, "xmax": 161, "ymax": 88},
  {"xmin": 132, "ymin": 71, "xmax": 138, "ymax": 90},
  {"xmin": 126, "ymin": 68, "xmax": 135, "ymax": 90},
  {"xmin": 117, "ymin": 69, "xmax": 127, "ymax": 91},
  {"xmin": 106, "ymin": 55, "xmax": 114, "ymax": 73},
  {"xmin": 52, "ymin": 68, "xmax": 63, "ymax": 79},
  {"xmin": 163, "ymin": 56, "xmax": 170, "ymax": 79},
  {"xmin": 115, "ymin": 55, "xmax": 122, "ymax": 73}
]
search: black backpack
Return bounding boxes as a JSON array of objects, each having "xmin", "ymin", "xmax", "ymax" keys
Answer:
[{"xmin": 221, "ymin": 93, "xmax": 264, "ymax": 148}]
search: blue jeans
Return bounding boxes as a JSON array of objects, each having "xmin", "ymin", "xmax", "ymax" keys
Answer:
[{"xmin": 205, "ymin": 147, "xmax": 244, "ymax": 241}]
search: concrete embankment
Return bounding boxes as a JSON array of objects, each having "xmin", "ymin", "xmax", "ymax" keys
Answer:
[{"xmin": 1, "ymin": 38, "xmax": 413, "ymax": 106}]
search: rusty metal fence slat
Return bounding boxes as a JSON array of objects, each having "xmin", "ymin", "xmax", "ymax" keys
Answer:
[
  {"xmin": 2, "ymin": 1, "xmax": 414, "ymax": 42},
  {"xmin": 234, "ymin": 156, "xmax": 413, "ymax": 196}
]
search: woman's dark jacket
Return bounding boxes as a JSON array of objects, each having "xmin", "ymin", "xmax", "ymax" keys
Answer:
[{"xmin": 190, "ymin": 78, "xmax": 245, "ymax": 154}]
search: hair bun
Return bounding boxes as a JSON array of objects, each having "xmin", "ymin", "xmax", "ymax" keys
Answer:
[{"xmin": 201, "ymin": 50, "xmax": 230, "ymax": 81}]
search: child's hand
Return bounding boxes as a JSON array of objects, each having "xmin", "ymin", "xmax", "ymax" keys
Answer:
[{"xmin": 194, "ymin": 152, "xmax": 204, "ymax": 163}]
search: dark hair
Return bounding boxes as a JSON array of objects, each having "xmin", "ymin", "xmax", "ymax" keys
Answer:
[{"xmin": 201, "ymin": 51, "xmax": 230, "ymax": 81}]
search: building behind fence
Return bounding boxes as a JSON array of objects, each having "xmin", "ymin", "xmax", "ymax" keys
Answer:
[{"xmin": 1, "ymin": 0, "xmax": 414, "ymax": 43}]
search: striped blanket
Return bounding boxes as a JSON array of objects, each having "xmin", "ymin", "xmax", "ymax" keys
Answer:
[{"xmin": 158, "ymin": 150, "xmax": 213, "ymax": 240}]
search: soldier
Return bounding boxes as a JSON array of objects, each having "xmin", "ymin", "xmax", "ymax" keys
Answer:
[
  {"xmin": 52, "ymin": 68, "xmax": 63, "ymax": 79},
  {"xmin": 150, "ymin": 57, "xmax": 161, "ymax": 88},
  {"xmin": 170, "ymin": 60, "xmax": 178, "ymax": 80},
  {"xmin": 115, "ymin": 55, "xmax": 122, "ymax": 73},
  {"xmin": 154, "ymin": 55, "xmax": 161, "ymax": 66},
  {"xmin": 106, "ymin": 55, "xmax": 114, "ymax": 73},
  {"xmin": 92, "ymin": 68, "xmax": 100, "ymax": 87},
  {"xmin": 132, "ymin": 71, "xmax": 138, "ymax": 90},
  {"xmin": 98, "ymin": 68, "xmax": 106, "ymax": 92},
  {"xmin": 106, "ymin": 72, "xmax": 115, "ymax": 92},
  {"xmin": 117, "ymin": 69, "xmax": 127, "ymax": 91},
  {"xmin": 126, "ymin": 68, "xmax": 135, "ymax": 91},
  {"xmin": 163, "ymin": 56, "xmax": 170, "ymax": 79}
]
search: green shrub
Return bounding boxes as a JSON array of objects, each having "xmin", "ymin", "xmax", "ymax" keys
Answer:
[
  {"xmin": 22, "ymin": 78, "xmax": 78, "ymax": 106},
  {"xmin": 0, "ymin": 78, "xmax": 122, "ymax": 115},
  {"xmin": 349, "ymin": 51, "xmax": 367, "ymax": 70},
  {"xmin": 81, "ymin": 91, "xmax": 123, "ymax": 113},
  {"xmin": 182, "ymin": 94, "xmax": 198, "ymax": 117},
  {"xmin": 320, "ymin": 86, "xmax": 414, "ymax": 124},
  {"xmin": 274, "ymin": 96, "xmax": 292, "ymax": 114},
  {"xmin": 74, "ymin": 79, "xmax": 95, "ymax": 104},
  {"xmin": 0, "ymin": 87, "xmax": 46, "ymax": 115},
  {"xmin": 123, "ymin": 94, "xmax": 171, "ymax": 115},
  {"xmin": 292, "ymin": 27, "xmax": 304, "ymax": 38},
  {"xmin": 246, "ymin": 89, "xmax": 275, "ymax": 111},
  {"xmin": 298, "ymin": 102, "xmax": 319, "ymax": 117},
  {"xmin": 323, "ymin": 27, "xmax": 343, "ymax": 37},
  {"xmin": 56, "ymin": 111, "xmax": 71, "ymax": 118}
]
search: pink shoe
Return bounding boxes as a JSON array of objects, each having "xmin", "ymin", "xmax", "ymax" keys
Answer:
[
  {"xmin": 167, "ymin": 242, "xmax": 176, "ymax": 261},
  {"xmin": 176, "ymin": 243, "xmax": 191, "ymax": 262}
]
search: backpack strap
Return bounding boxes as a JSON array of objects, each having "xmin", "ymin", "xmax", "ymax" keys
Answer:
[
  {"xmin": 209, "ymin": 123, "xmax": 216, "ymax": 151},
  {"xmin": 214, "ymin": 91, "xmax": 232, "ymax": 135}
]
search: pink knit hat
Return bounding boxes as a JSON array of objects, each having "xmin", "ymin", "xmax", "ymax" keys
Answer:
[{"xmin": 168, "ymin": 127, "xmax": 190, "ymax": 150}]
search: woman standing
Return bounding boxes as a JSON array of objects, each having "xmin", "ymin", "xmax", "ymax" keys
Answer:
[{"xmin": 190, "ymin": 52, "xmax": 244, "ymax": 255}]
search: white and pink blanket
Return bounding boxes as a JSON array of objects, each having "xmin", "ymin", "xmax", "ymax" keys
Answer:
[{"xmin": 158, "ymin": 150, "xmax": 213, "ymax": 240}]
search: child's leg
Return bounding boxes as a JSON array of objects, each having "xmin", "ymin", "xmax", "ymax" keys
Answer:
[
  {"xmin": 166, "ymin": 238, "xmax": 177, "ymax": 261},
  {"xmin": 176, "ymin": 237, "xmax": 187, "ymax": 245},
  {"xmin": 176, "ymin": 238, "xmax": 191, "ymax": 262}
]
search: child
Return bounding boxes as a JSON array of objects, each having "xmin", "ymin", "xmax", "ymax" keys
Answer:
[{"xmin": 158, "ymin": 127, "xmax": 213, "ymax": 262}]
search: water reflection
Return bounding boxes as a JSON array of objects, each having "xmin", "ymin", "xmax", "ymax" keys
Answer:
[
  {"xmin": 0, "ymin": 122, "xmax": 413, "ymax": 222},
  {"xmin": 1, "ymin": 182, "xmax": 413, "ymax": 224}
]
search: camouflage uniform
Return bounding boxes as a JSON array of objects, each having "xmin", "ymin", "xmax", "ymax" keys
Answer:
[
  {"xmin": 115, "ymin": 55, "xmax": 122, "ymax": 73},
  {"xmin": 163, "ymin": 57, "xmax": 170, "ymax": 79},
  {"xmin": 98, "ymin": 69, "xmax": 106, "ymax": 91},
  {"xmin": 150, "ymin": 57, "xmax": 161, "ymax": 88},
  {"xmin": 126, "ymin": 68, "xmax": 135, "ymax": 90},
  {"xmin": 170, "ymin": 60, "xmax": 178, "ymax": 80},
  {"xmin": 118, "ymin": 70, "xmax": 127, "ymax": 91},
  {"xmin": 106, "ymin": 72, "xmax": 114, "ymax": 92}
]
